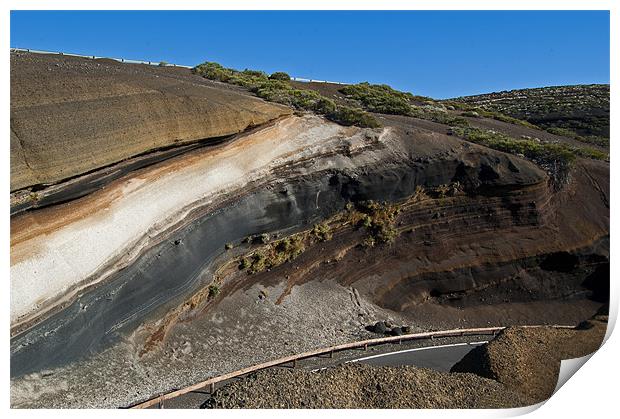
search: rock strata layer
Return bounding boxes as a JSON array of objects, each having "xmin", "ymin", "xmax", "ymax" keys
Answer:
[{"xmin": 10, "ymin": 52, "xmax": 290, "ymax": 191}]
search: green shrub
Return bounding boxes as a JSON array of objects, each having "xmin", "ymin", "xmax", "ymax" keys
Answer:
[
  {"xmin": 239, "ymin": 258, "xmax": 251, "ymax": 270},
  {"xmin": 269, "ymin": 71, "xmax": 291, "ymax": 81},
  {"xmin": 194, "ymin": 60, "xmax": 380, "ymax": 128},
  {"xmin": 327, "ymin": 105, "xmax": 382, "ymax": 128},
  {"xmin": 208, "ymin": 284, "xmax": 220, "ymax": 298},
  {"xmin": 546, "ymin": 127, "xmax": 609, "ymax": 147},
  {"xmin": 347, "ymin": 200, "xmax": 401, "ymax": 245},
  {"xmin": 311, "ymin": 222, "xmax": 332, "ymax": 242},
  {"xmin": 410, "ymin": 106, "xmax": 470, "ymax": 127},
  {"xmin": 453, "ymin": 127, "xmax": 578, "ymax": 165},
  {"xmin": 339, "ymin": 82, "xmax": 414, "ymax": 116},
  {"xmin": 193, "ymin": 62, "xmax": 235, "ymax": 82},
  {"xmin": 241, "ymin": 69, "xmax": 268, "ymax": 79}
]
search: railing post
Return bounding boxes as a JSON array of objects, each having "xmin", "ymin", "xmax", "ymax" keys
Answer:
[{"xmin": 209, "ymin": 383, "xmax": 215, "ymax": 394}]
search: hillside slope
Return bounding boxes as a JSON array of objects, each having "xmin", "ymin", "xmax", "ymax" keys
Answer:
[
  {"xmin": 10, "ymin": 52, "xmax": 290, "ymax": 191},
  {"xmin": 449, "ymin": 84, "xmax": 609, "ymax": 143},
  {"xmin": 10, "ymin": 54, "xmax": 609, "ymax": 408}
]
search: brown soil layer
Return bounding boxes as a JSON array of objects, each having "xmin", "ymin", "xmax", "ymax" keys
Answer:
[{"xmin": 10, "ymin": 51, "xmax": 290, "ymax": 191}]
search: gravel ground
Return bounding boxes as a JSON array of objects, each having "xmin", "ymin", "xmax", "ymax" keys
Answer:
[
  {"xmin": 204, "ymin": 363, "xmax": 529, "ymax": 409},
  {"xmin": 201, "ymin": 317, "xmax": 607, "ymax": 409},
  {"xmin": 452, "ymin": 316, "xmax": 608, "ymax": 403}
]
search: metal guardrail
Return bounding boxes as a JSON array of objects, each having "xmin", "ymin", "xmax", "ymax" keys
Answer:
[
  {"xmin": 128, "ymin": 324, "xmax": 575, "ymax": 409},
  {"xmin": 10, "ymin": 47, "xmax": 194, "ymax": 68},
  {"xmin": 291, "ymin": 76, "xmax": 349, "ymax": 85},
  {"xmin": 10, "ymin": 48, "xmax": 350, "ymax": 85}
]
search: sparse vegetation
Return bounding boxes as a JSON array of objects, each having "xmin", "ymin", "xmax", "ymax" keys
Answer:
[
  {"xmin": 225, "ymin": 243, "xmax": 233, "ymax": 250},
  {"xmin": 346, "ymin": 200, "xmax": 401, "ymax": 245},
  {"xmin": 339, "ymin": 82, "xmax": 416, "ymax": 115},
  {"xmin": 546, "ymin": 127, "xmax": 609, "ymax": 148},
  {"xmin": 449, "ymin": 84, "xmax": 609, "ymax": 138},
  {"xmin": 311, "ymin": 222, "xmax": 332, "ymax": 242},
  {"xmin": 461, "ymin": 111, "xmax": 480, "ymax": 118},
  {"xmin": 412, "ymin": 185, "xmax": 429, "ymax": 202},
  {"xmin": 452, "ymin": 126, "xmax": 608, "ymax": 183},
  {"xmin": 410, "ymin": 106, "xmax": 470, "ymax": 127},
  {"xmin": 193, "ymin": 61, "xmax": 380, "ymax": 128},
  {"xmin": 208, "ymin": 284, "xmax": 220, "ymax": 298},
  {"xmin": 442, "ymin": 100, "xmax": 539, "ymax": 129},
  {"xmin": 434, "ymin": 182, "xmax": 462, "ymax": 199},
  {"xmin": 244, "ymin": 234, "xmax": 307, "ymax": 274},
  {"xmin": 337, "ymin": 82, "xmax": 469, "ymax": 127},
  {"xmin": 239, "ymin": 257, "xmax": 251, "ymax": 270}
]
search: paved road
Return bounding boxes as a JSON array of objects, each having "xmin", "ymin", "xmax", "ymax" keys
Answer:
[
  {"xmin": 349, "ymin": 341, "xmax": 487, "ymax": 372},
  {"xmin": 161, "ymin": 336, "xmax": 489, "ymax": 408}
]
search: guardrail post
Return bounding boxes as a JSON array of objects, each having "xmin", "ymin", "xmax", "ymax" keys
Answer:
[
  {"xmin": 364, "ymin": 343, "xmax": 368, "ymax": 351},
  {"xmin": 329, "ymin": 350, "xmax": 334, "ymax": 358},
  {"xmin": 209, "ymin": 383, "xmax": 215, "ymax": 394}
]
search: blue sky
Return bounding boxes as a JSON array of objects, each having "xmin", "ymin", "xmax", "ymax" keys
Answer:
[{"xmin": 10, "ymin": 10, "xmax": 610, "ymax": 98}]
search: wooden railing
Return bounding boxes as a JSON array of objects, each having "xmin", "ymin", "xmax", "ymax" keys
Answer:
[{"xmin": 128, "ymin": 324, "xmax": 575, "ymax": 409}]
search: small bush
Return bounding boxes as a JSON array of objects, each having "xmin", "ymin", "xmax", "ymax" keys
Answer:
[
  {"xmin": 194, "ymin": 61, "xmax": 380, "ymax": 128},
  {"xmin": 241, "ymin": 69, "xmax": 268, "ymax": 79},
  {"xmin": 311, "ymin": 222, "xmax": 332, "ymax": 242},
  {"xmin": 349, "ymin": 200, "xmax": 401, "ymax": 245},
  {"xmin": 410, "ymin": 106, "xmax": 470, "ymax": 127},
  {"xmin": 339, "ymin": 82, "xmax": 414, "ymax": 116},
  {"xmin": 269, "ymin": 71, "xmax": 291, "ymax": 81},
  {"xmin": 225, "ymin": 243, "xmax": 233, "ymax": 250},
  {"xmin": 327, "ymin": 105, "xmax": 381, "ymax": 128},
  {"xmin": 208, "ymin": 284, "xmax": 220, "ymax": 298},
  {"xmin": 239, "ymin": 258, "xmax": 251, "ymax": 270}
]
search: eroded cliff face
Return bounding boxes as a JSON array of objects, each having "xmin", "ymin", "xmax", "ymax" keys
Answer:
[
  {"xmin": 10, "ymin": 52, "xmax": 290, "ymax": 191},
  {"xmin": 9, "ymin": 53, "xmax": 609, "ymax": 408}
]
